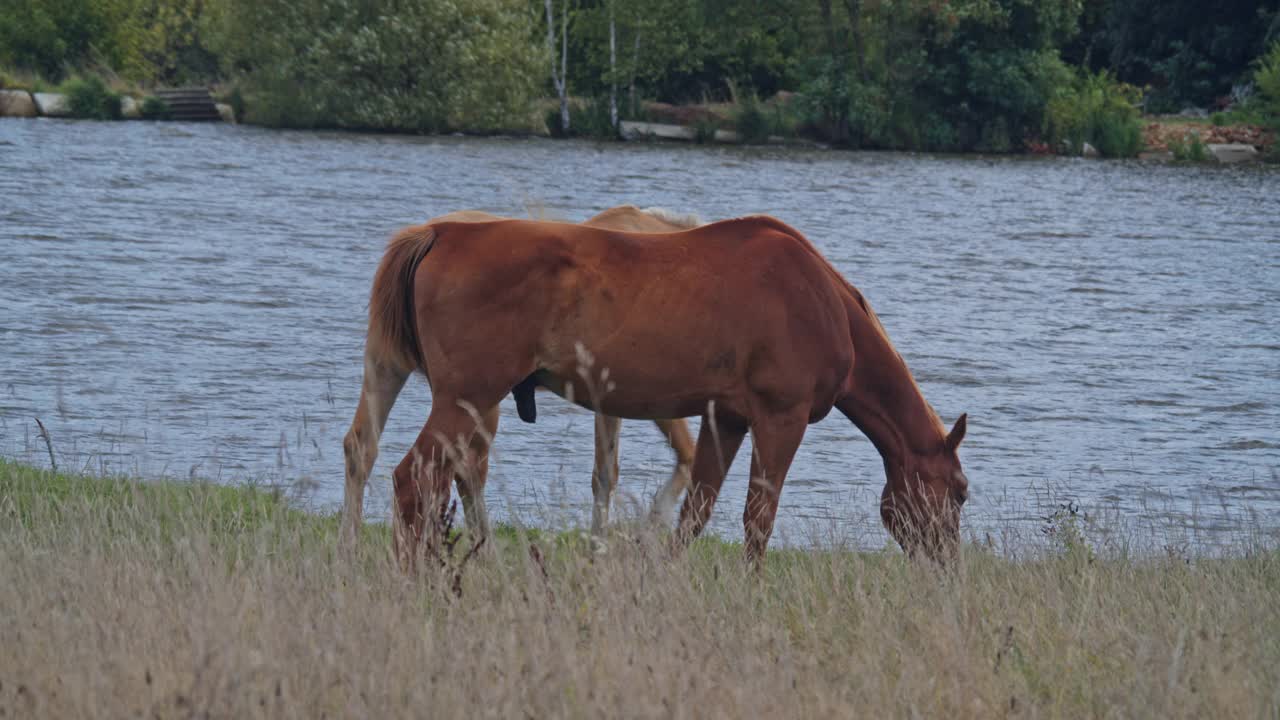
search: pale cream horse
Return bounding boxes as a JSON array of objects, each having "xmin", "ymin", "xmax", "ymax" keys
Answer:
[{"xmin": 341, "ymin": 205, "xmax": 700, "ymax": 547}]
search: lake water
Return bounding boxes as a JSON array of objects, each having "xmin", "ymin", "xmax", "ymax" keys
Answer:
[{"xmin": 2, "ymin": 118, "xmax": 1278, "ymax": 550}]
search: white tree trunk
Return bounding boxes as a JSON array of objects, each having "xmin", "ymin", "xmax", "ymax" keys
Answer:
[
  {"xmin": 609, "ymin": 1, "xmax": 618, "ymax": 132},
  {"xmin": 558, "ymin": 2, "xmax": 568, "ymax": 133},
  {"xmin": 545, "ymin": 0, "xmax": 570, "ymax": 134}
]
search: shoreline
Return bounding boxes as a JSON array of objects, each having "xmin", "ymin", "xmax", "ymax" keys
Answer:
[{"xmin": 2, "ymin": 86, "xmax": 1273, "ymax": 164}]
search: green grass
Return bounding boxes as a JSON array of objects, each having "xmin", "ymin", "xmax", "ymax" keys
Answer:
[{"xmin": 2, "ymin": 458, "xmax": 1278, "ymax": 717}]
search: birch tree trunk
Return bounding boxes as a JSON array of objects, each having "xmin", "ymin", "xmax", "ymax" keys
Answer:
[
  {"xmin": 560, "ymin": 2, "xmax": 569, "ymax": 132},
  {"xmin": 609, "ymin": 1, "xmax": 618, "ymax": 132},
  {"xmin": 545, "ymin": 0, "xmax": 570, "ymax": 134}
]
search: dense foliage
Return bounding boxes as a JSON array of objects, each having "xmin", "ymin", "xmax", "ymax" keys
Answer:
[
  {"xmin": 204, "ymin": 0, "xmax": 543, "ymax": 132},
  {"xmin": 1044, "ymin": 70, "xmax": 1143, "ymax": 157},
  {"xmin": 1, "ymin": 0, "xmax": 1276, "ymax": 148},
  {"xmin": 1256, "ymin": 40, "xmax": 1280, "ymax": 124},
  {"xmin": 1069, "ymin": 0, "xmax": 1280, "ymax": 112}
]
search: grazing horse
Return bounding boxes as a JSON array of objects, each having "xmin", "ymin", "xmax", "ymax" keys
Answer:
[
  {"xmin": 357, "ymin": 213, "xmax": 968, "ymax": 567},
  {"xmin": 341, "ymin": 206, "xmax": 698, "ymax": 549}
]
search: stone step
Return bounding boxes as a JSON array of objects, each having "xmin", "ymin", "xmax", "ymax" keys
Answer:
[{"xmin": 152, "ymin": 88, "xmax": 222, "ymax": 121}]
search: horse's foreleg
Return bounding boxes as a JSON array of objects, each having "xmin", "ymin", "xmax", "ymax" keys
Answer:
[
  {"xmin": 742, "ymin": 409, "xmax": 808, "ymax": 570},
  {"xmin": 649, "ymin": 417, "xmax": 694, "ymax": 525},
  {"xmin": 391, "ymin": 398, "xmax": 483, "ymax": 571},
  {"xmin": 675, "ymin": 412, "xmax": 746, "ymax": 548},
  {"xmin": 590, "ymin": 414, "xmax": 622, "ymax": 537},
  {"xmin": 456, "ymin": 404, "xmax": 499, "ymax": 546},
  {"xmin": 341, "ymin": 352, "xmax": 408, "ymax": 550}
]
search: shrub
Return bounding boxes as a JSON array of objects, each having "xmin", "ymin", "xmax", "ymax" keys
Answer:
[
  {"xmin": 1253, "ymin": 40, "xmax": 1280, "ymax": 128},
  {"xmin": 1168, "ymin": 131, "xmax": 1209, "ymax": 162},
  {"xmin": 920, "ymin": 114, "xmax": 958, "ymax": 152},
  {"xmin": 571, "ymin": 97, "xmax": 617, "ymax": 139},
  {"xmin": 62, "ymin": 76, "xmax": 122, "ymax": 120},
  {"xmin": 215, "ymin": 86, "xmax": 245, "ymax": 123},
  {"xmin": 1045, "ymin": 70, "xmax": 1144, "ymax": 158},
  {"xmin": 209, "ymin": 0, "xmax": 543, "ymax": 133},
  {"xmin": 544, "ymin": 98, "xmax": 616, "ymax": 139},
  {"xmin": 691, "ymin": 116, "xmax": 719, "ymax": 144},
  {"xmin": 978, "ymin": 118, "xmax": 1013, "ymax": 153},
  {"xmin": 845, "ymin": 81, "xmax": 892, "ymax": 148},
  {"xmin": 139, "ymin": 96, "xmax": 171, "ymax": 120},
  {"xmin": 766, "ymin": 96, "xmax": 801, "ymax": 138},
  {"xmin": 731, "ymin": 94, "xmax": 771, "ymax": 144}
]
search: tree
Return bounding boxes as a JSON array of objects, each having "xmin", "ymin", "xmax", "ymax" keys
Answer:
[
  {"xmin": 1102, "ymin": 0, "xmax": 1280, "ymax": 110},
  {"xmin": 545, "ymin": 0, "xmax": 571, "ymax": 134},
  {"xmin": 208, "ymin": 0, "xmax": 543, "ymax": 132}
]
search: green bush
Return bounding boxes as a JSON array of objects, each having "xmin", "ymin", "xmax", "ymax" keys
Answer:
[
  {"xmin": 1045, "ymin": 70, "xmax": 1144, "ymax": 158},
  {"xmin": 1168, "ymin": 131, "xmax": 1209, "ymax": 162},
  {"xmin": 978, "ymin": 117, "xmax": 1013, "ymax": 153},
  {"xmin": 215, "ymin": 86, "xmax": 245, "ymax": 123},
  {"xmin": 920, "ymin": 113, "xmax": 958, "ymax": 152},
  {"xmin": 62, "ymin": 76, "xmax": 122, "ymax": 120},
  {"xmin": 543, "ymin": 98, "xmax": 616, "ymax": 139},
  {"xmin": 1253, "ymin": 40, "xmax": 1280, "ymax": 128},
  {"xmin": 691, "ymin": 116, "xmax": 719, "ymax": 143},
  {"xmin": 208, "ymin": 0, "xmax": 543, "ymax": 133},
  {"xmin": 139, "ymin": 95, "xmax": 171, "ymax": 120},
  {"xmin": 571, "ymin": 97, "xmax": 617, "ymax": 139},
  {"xmin": 731, "ymin": 94, "xmax": 771, "ymax": 144}
]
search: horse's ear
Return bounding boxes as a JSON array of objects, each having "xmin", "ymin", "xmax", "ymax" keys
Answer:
[{"xmin": 946, "ymin": 413, "xmax": 967, "ymax": 452}]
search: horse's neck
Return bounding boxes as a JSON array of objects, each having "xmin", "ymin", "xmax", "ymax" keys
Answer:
[{"xmin": 836, "ymin": 296, "xmax": 944, "ymax": 465}]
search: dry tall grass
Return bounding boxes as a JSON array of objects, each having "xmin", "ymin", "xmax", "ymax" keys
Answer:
[{"xmin": 2, "ymin": 458, "xmax": 1277, "ymax": 718}]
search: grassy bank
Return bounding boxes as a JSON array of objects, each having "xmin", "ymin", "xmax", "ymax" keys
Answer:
[{"xmin": 2, "ymin": 457, "xmax": 1278, "ymax": 717}]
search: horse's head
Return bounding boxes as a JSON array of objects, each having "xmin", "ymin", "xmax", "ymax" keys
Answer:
[{"xmin": 880, "ymin": 413, "xmax": 968, "ymax": 561}]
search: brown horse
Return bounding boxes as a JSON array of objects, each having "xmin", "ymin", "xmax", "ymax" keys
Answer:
[
  {"xmin": 357, "ymin": 213, "xmax": 968, "ymax": 566},
  {"xmin": 341, "ymin": 206, "xmax": 698, "ymax": 548}
]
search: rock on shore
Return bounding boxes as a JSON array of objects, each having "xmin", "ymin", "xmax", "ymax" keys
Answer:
[
  {"xmin": 33, "ymin": 92, "xmax": 70, "ymax": 117},
  {"xmin": 0, "ymin": 89, "xmax": 38, "ymax": 117}
]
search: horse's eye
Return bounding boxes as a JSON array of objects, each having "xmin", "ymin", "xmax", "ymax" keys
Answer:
[{"xmin": 953, "ymin": 471, "xmax": 969, "ymax": 506}]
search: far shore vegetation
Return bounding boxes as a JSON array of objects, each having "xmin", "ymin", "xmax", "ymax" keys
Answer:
[
  {"xmin": 2, "ymin": 456, "xmax": 1279, "ymax": 716},
  {"xmin": 1, "ymin": 0, "xmax": 1278, "ymax": 159}
]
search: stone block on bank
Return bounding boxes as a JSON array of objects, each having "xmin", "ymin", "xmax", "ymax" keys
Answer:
[
  {"xmin": 121, "ymin": 96, "xmax": 141, "ymax": 119},
  {"xmin": 1207, "ymin": 143, "xmax": 1258, "ymax": 164},
  {"xmin": 620, "ymin": 120, "xmax": 696, "ymax": 141},
  {"xmin": 0, "ymin": 89, "xmax": 38, "ymax": 117},
  {"xmin": 33, "ymin": 92, "xmax": 69, "ymax": 117},
  {"xmin": 215, "ymin": 103, "xmax": 236, "ymax": 123}
]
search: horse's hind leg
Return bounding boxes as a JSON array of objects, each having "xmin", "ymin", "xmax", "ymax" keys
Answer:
[
  {"xmin": 590, "ymin": 413, "xmax": 621, "ymax": 537},
  {"xmin": 455, "ymin": 404, "xmax": 499, "ymax": 545},
  {"xmin": 649, "ymin": 418, "xmax": 695, "ymax": 525},
  {"xmin": 675, "ymin": 411, "xmax": 746, "ymax": 547},
  {"xmin": 742, "ymin": 409, "xmax": 807, "ymax": 569},
  {"xmin": 341, "ymin": 351, "xmax": 408, "ymax": 549},
  {"xmin": 391, "ymin": 397, "xmax": 487, "ymax": 569}
]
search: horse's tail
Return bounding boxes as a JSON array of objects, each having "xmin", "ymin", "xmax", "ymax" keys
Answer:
[{"xmin": 367, "ymin": 223, "xmax": 437, "ymax": 375}]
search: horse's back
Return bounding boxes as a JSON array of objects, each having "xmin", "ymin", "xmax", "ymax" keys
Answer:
[{"xmin": 423, "ymin": 215, "xmax": 838, "ymax": 298}]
